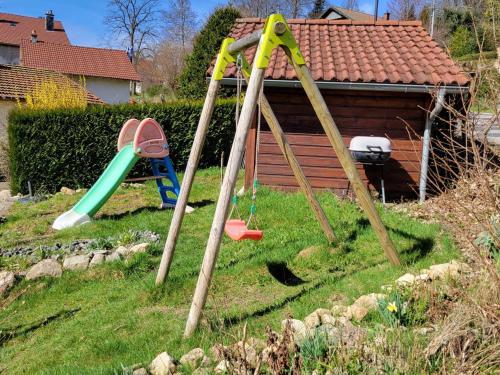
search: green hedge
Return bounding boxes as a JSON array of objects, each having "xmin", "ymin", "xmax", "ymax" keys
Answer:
[{"xmin": 8, "ymin": 100, "xmax": 236, "ymax": 194}]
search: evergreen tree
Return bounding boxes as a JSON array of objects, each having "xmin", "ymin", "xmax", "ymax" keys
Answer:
[
  {"xmin": 177, "ymin": 6, "xmax": 241, "ymax": 99},
  {"xmin": 308, "ymin": 0, "xmax": 326, "ymax": 18}
]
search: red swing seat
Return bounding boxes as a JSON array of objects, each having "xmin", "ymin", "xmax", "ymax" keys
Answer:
[{"xmin": 224, "ymin": 219, "xmax": 263, "ymax": 241}]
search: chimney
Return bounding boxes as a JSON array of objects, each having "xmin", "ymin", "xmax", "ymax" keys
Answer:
[
  {"xmin": 45, "ymin": 10, "xmax": 54, "ymax": 31},
  {"xmin": 383, "ymin": 12, "xmax": 390, "ymax": 20},
  {"xmin": 31, "ymin": 30, "xmax": 38, "ymax": 43}
]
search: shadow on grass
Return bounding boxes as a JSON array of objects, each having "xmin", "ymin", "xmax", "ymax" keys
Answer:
[
  {"xmin": 267, "ymin": 262, "xmax": 306, "ymax": 286},
  {"xmin": 97, "ymin": 199, "xmax": 215, "ymax": 221}
]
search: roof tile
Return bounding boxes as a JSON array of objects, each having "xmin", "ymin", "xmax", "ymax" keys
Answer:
[
  {"xmin": 0, "ymin": 12, "xmax": 69, "ymax": 45},
  {"xmin": 214, "ymin": 18, "xmax": 468, "ymax": 86},
  {"xmin": 20, "ymin": 40, "xmax": 140, "ymax": 81}
]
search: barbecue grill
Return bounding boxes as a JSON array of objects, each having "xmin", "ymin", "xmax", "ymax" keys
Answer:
[
  {"xmin": 349, "ymin": 136, "xmax": 391, "ymax": 164},
  {"xmin": 349, "ymin": 136, "xmax": 392, "ymax": 203}
]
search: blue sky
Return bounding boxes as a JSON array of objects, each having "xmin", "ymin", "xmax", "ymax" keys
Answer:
[{"xmin": 0, "ymin": 0, "xmax": 389, "ymax": 49}]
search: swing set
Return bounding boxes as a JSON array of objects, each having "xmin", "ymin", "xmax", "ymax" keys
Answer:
[{"xmin": 155, "ymin": 14, "xmax": 402, "ymax": 338}]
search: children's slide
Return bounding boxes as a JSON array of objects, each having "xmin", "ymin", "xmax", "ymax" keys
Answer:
[{"xmin": 52, "ymin": 144, "xmax": 140, "ymax": 230}]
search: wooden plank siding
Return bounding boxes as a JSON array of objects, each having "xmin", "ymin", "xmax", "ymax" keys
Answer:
[{"xmin": 245, "ymin": 87, "xmax": 429, "ymax": 198}]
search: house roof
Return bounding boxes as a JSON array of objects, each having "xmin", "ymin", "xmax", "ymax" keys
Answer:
[
  {"xmin": 0, "ymin": 64, "xmax": 103, "ymax": 104},
  {"xmin": 0, "ymin": 12, "xmax": 70, "ymax": 46},
  {"xmin": 20, "ymin": 40, "xmax": 141, "ymax": 81},
  {"xmin": 215, "ymin": 18, "xmax": 469, "ymax": 87},
  {"xmin": 321, "ymin": 6, "xmax": 374, "ymax": 21}
]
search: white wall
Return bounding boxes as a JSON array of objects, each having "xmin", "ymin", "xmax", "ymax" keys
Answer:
[
  {"xmin": 0, "ymin": 44, "xmax": 20, "ymax": 65},
  {"xmin": 85, "ymin": 77, "xmax": 131, "ymax": 104}
]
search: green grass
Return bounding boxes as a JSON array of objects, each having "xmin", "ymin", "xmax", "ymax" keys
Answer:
[{"xmin": 0, "ymin": 168, "xmax": 459, "ymax": 374}]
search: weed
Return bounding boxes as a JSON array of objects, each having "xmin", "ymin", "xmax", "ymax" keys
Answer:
[
  {"xmin": 123, "ymin": 253, "xmax": 156, "ymax": 276},
  {"xmin": 300, "ymin": 329, "xmax": 329, "ymax": 373},
  {"xmin": 378, "ymin": 291, "xmax": 408, "ymax": 327}
]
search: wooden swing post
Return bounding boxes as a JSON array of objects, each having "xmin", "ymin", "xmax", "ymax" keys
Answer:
[
  {"xmin": 286, "ymin": 51, "xmax": 401, "ymax": 266},
  {"xmin": 184, "ymin": 38, "xmax": 269, "ymax": 339},
  {"xmin": 155, "ymin": 77, "xmax": 222, "ymax": 285}
]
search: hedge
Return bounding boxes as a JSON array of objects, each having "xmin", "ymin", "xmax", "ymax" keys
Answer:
[{"xmin": 8, "ymin": 100, "xmax": 236, "ymax": 194}]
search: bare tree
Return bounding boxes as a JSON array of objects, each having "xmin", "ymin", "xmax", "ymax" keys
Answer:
[
  {"xmin": 105, "ymin": 0, "xmax": 160, "ymax": 63},
  {"xmin": 388, "ymin": 0, "xmax": 424, "ymax": 20},
  {"xmin": 232, "ymin": 0, "xmax": 275, "ymax": 17},
  {"xmin": 233, "ymin": 0, "xmax": 310, "ymax": 17},
  {"xmin": 343, "ymin": 0, "xmax": 359, "ymax": 10},
  {"xmin": 163, "ymin": 0, "xmax": 198, "ymax": 49}
]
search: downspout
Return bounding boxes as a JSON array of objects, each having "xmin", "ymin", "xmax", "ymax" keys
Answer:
[{"xmin": 419, "ymin": 88, "xmax": 446, "ymax": 203}]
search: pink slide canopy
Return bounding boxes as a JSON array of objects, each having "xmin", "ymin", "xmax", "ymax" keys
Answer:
[{"xmin": 117, "ymin": 118, "xmax": 169, "ymax": 158}]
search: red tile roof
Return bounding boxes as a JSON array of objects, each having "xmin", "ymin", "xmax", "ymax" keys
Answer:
[
  {"xmin": 0, "ymin": 64, "xmax": 103, "ymax": 104},
  {"xmin": 0, "ymin": 12, "xmax": 69, "ymax": 46},
  {"xmin": 20, "ymin": 40, "xmax": 141, "ymax": 81},
  {"xmin": 216, "ymin": 18, "xmax": 469, "ymax": 86}
]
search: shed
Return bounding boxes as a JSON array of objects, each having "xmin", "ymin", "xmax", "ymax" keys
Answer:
[{"xmin": 215, "ymin": 18, "xmax": 469, "ymax": 199}]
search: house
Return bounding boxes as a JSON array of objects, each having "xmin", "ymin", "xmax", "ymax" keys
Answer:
[
  {"xmin": 20, "ymin": 40, "xmax": 140, "ymax": 104},
  {"xmin": 214, "ymin": 18, "xmax": 468, "ymax": 199},
  {"xmin": 0, "ymin": 10, "xmax": 140, "ymax": 104},
  {"xmin": 0, "ymin": 10, "xmax": 69, "ymax": 65},
  {"xmin": 321, "ymin": 6, "xmax": 376, "ymax": 21},
  {"xmin": 0, "ymin": 64, "xmax": 103, "ymax": 181}
]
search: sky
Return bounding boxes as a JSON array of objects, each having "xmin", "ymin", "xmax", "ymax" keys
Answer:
[{"xmin": 0, "ymin": 0, "xmax": 390, "ymax": 49}]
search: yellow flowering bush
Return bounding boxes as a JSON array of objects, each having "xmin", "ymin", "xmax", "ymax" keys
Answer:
[{"xmin": 22, "ymin": 76, "xmax": 88, "ymax": 110}]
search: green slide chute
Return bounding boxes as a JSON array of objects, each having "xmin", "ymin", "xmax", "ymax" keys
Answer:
[{"xmin": 52, "ymin": 144, "xmax": 139, "ymax": 230}]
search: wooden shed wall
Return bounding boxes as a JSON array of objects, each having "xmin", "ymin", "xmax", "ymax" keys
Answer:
[{"xmin": 245, "ymin": 87, "xmax": 429, "ymax": 198}]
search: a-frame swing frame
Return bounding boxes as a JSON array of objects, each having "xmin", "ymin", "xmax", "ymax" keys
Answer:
[{"xmin": 155, "ymin": 14, "xmax": 402, "ymax": 338}]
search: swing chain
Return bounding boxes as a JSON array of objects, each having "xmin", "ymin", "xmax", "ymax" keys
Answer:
[{"xmin": 246, "ymin": 83, "xmax": 263, "ymax": 229}]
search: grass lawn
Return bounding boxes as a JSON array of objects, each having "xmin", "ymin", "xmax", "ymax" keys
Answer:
[{"xmin": 0, "ymin": 168, "xmax": 459, "ymax": 374}]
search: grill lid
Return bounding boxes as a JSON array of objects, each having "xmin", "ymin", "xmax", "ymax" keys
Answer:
[{"xmin": 349, "ymin": 136, "xmax": 391, "ymax": 153}]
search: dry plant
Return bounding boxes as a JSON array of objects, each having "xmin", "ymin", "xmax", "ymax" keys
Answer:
[
  {"xmin": 424, "ymin": 58, "xmax": 499, "ymax": 280},
  {"xmin": 406, "ymin": 46, "xmax": 500, "ymax": 374}
]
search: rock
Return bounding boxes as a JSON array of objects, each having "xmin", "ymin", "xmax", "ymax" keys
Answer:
[
  {"xmin": 116, "ymin": 245, "xmax": 131, "ymax": 257},
  {"xmin": 428, "ymin": 261, "xmax": 469, "ymax": 280},
  {"xmin": 180, "ymin": 348, "xmax": 205, "ymax": 369},
  {"xmin": 316, "ymin": 324, "xmax": 341, "ymax": 345},
  {"xmin": 214, "ymin": 360, "xmax": 228, "ymax": 374},
  {"xmin": 129, "ymin": 243, "xmax": 150, "ymax": 255},
  {"xmin": 304, "ymin": 308, "xmax": 334, "ymax": 329},
  {"xmin": 133, "ymin": 368, "xmax": 148, "ymax": 375},
  {"xmin": 0, "ymin": 189, "xmax": 11, "ymax": 201},
  {"xmin": 63, "ymin": 254, "xmax": 90, "ymax": 270},
  {"xmin": 282, "ymin": 318, "xmax": 309, "ymax": 343},
  {"xmin": 415, "ymin": 273, "xmax": 430, "ymax": 283},
  {"xmin": 0, "ymin": 271, "xmax": 16, "ymax": 296},
  {"xmin": 353, "ymin": 293, "xmax": 386, "ymax": 310},
  {"xmin": 296, "ymin": 246, "xmax": 320, "ymax": 259},
  {"xmin": 235, "ymin": 340, "xmax": 259, "ymax": 368},
  {"xmin": 106, "ymin": 252, "xmax": 122, "ymax": 262},
  {"xmin": 89, "ymin": 253, "xmax": 105, "ymax": 267},
  {"xmin": 331, "ymin": 304, "xmax": 348, "ymax": 317},
  {"xmin": 337, "ymin": 318, "xmax": 366, "ymax": 347},
  {"xmin": 396, "ymin": 273, "xmax": 416, "ymax": 286},
  {"xmin": 60, "ymin": 187, "xmax": 76, "ymax": 195},
  {"xmin": 304, "ymin": 311, "xmax": 321, "ymax": 329},
  {"xmin": 150, "ymin": 352, "xmax": 176, "ymax": 375},
  {"xmin": 345, "ymin": 304, "xmax": 369, "ymax": 321},
  {"xmin": 26, "ymin": 259, "xmax": 63, "ymax": 280}
]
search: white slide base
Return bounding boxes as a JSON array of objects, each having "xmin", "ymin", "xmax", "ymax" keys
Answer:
[{"xmin": 52, "ymin": 210, "xmax": 91, "ymax": 230}]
